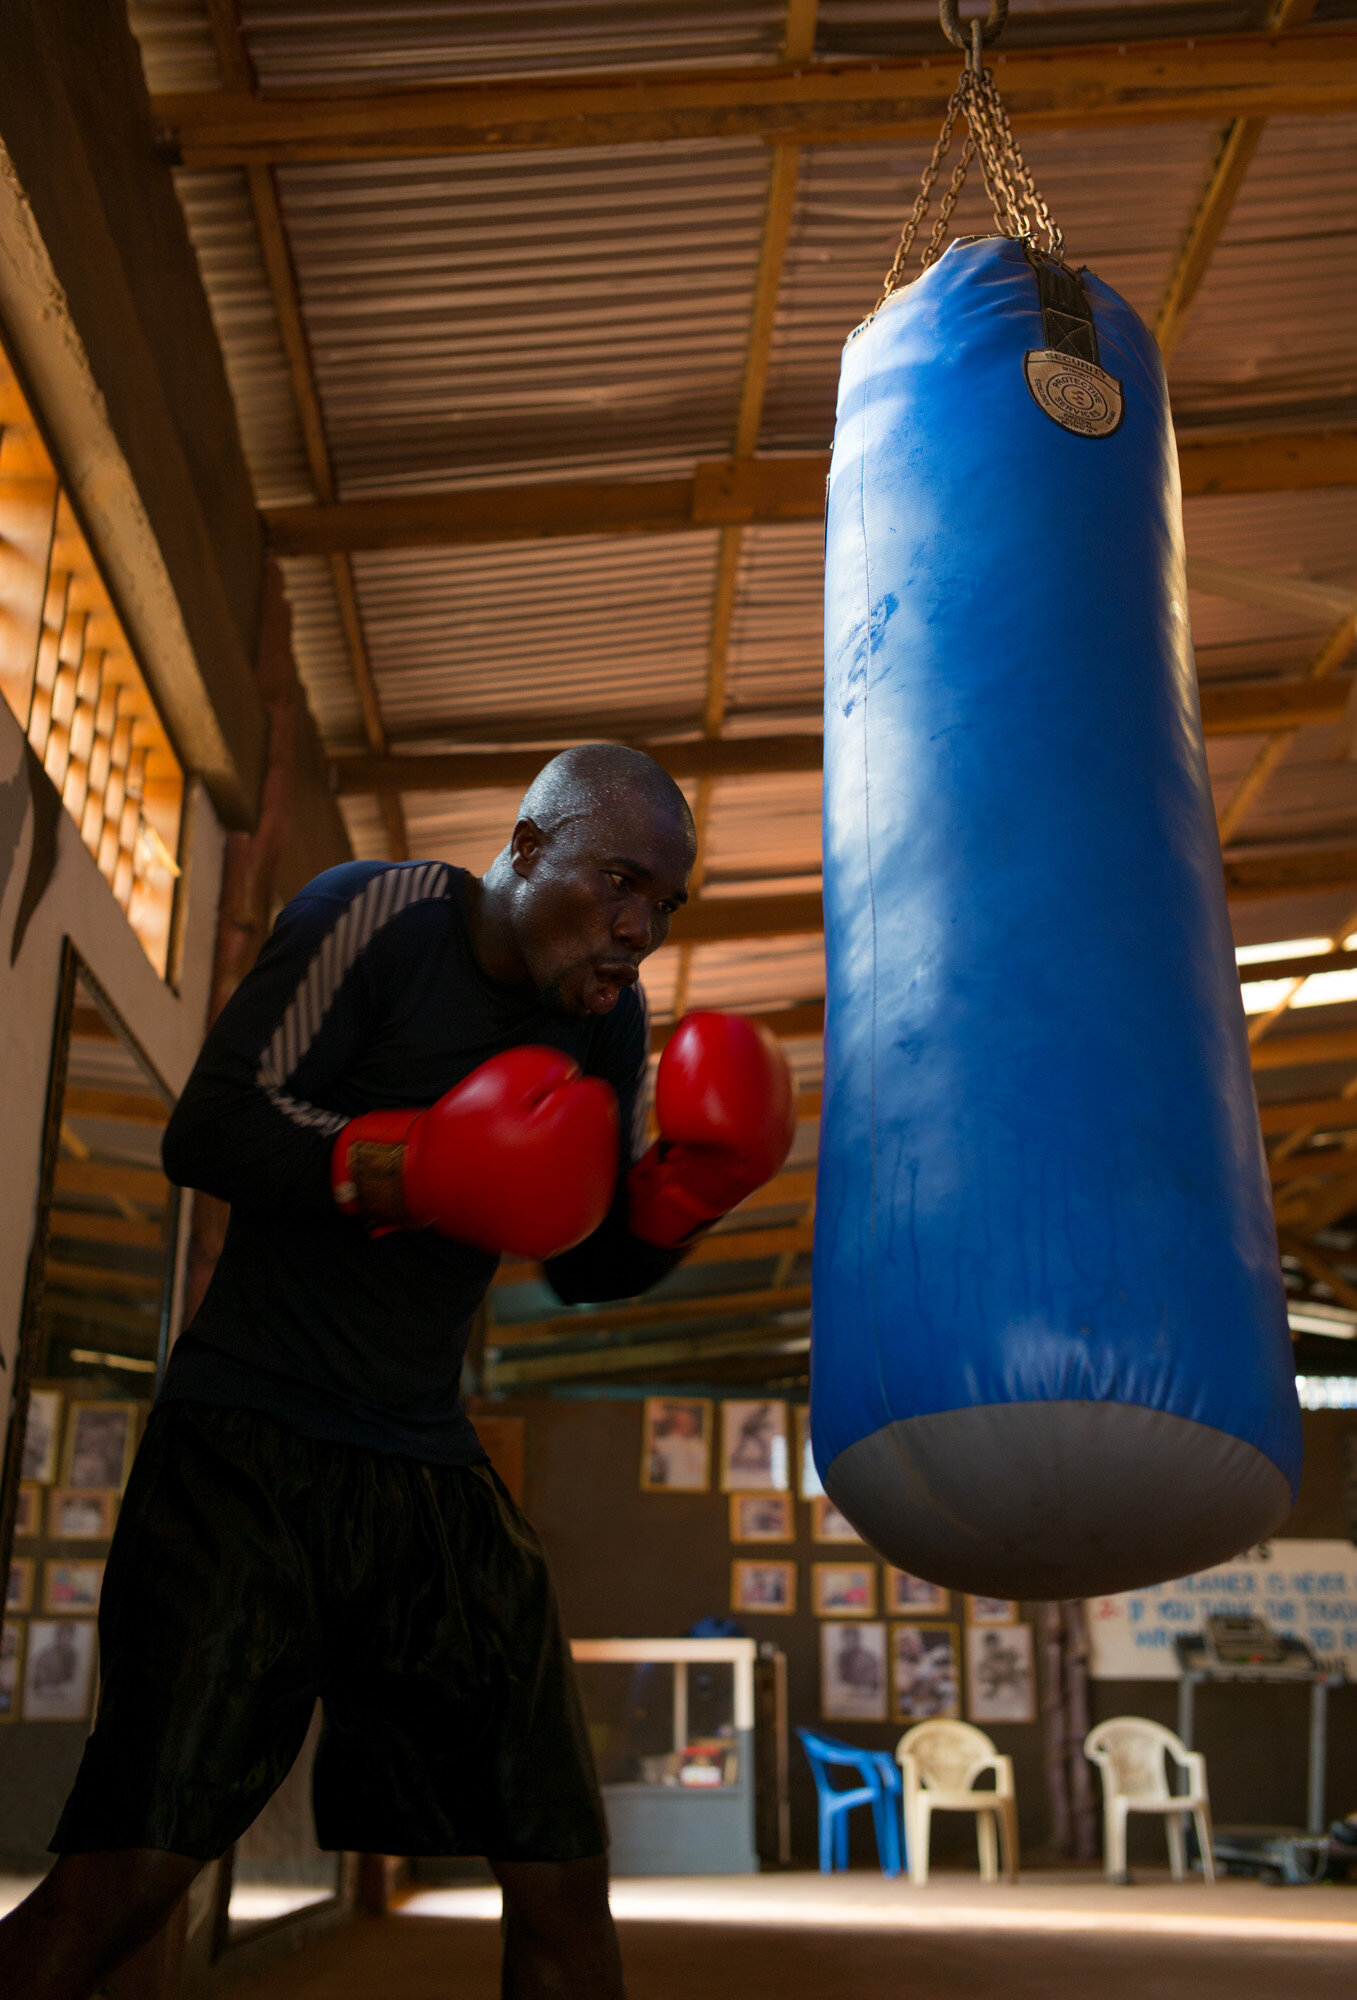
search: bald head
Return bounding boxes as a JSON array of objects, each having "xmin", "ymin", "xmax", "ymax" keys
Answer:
[
  {"xmin": 472, "ymin": 742, "xmax": 696, "ymax": 1020},
  {"xmin": 517, "ymin": 743, "xmax": 696, "ymax": 860}
]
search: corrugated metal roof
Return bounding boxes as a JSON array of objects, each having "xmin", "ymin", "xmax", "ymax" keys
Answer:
[
  {"xmin": 349, "ymin": 531, "xmax": 719, "ymax": 741},
  {"xmin": 126, "ymin": 1, "xmax": 221, "ymax": 91},
  {"xmin": 815, "ymin": 0, "xmax": 1266, "ymax": 52},
  {"xmin": 278, "ymin": 554, "xmax": 368, "ymax": 742},
  {"xmin": 1169, "ymin": 115, "xmax": 1357, "ymax": 422},
  {"xmin": 724, "ymin": 523, "xmax": 824, "ymax": 721},
  {"xmin": 701, "ymin": 770, "xmax": 822, "ymax": 884},
  {"xmin": 172, "ymin": 168, "xmax": 315, "ymax": 507},
  {"xmin": 274, "ymin": 141, "xmax": 771, "ymax": 494},
  {"xmin": 759, "ymin": 123, "xmax": 1222, "ymax": 451},
  {"xmin": 238, "ymin": 1, "xmax": 789, "ymax": 89},
  {"xmin": 125, "ymin": 1, "xmax": 1357, "ymax": 1120}
]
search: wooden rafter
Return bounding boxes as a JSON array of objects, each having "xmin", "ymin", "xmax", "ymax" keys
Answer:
[
  {"xmin": 485, "ymin": 1323, "xmax": 810, "ymax": 1390},
  {"xmin": 1278, "ymin": 1232, "xmax": 1357, "ymax": 1314},
  {"xmin": 1217, "ymin": 618, "xmax": 1356, "ymax": 846},
  {"xmin": 490, "ymin": 1282, "xmax": 811, "ymax": 1348},
  {"xmin": 1154, "ymin": 0, "xmax": 1319, "ymax": 363},
  {"xmin": 155, "ymin": 30, "xmax": 1357, "ymax": 167},
  {"xmin": 494, "ymin": 1219, "xmax": 815, "ymax": 1290},
  {"xmin": 1252, "ymin": 1026, "xmax": 1357, "ymax": 1074},
  {"xmin": 331, "ymin": 676, "xmax": 1357, "ymax": 797},
  {"xmin": 267, "ymin": 431, "xmax": 1357, "ymax": 557},
  {"xmin": 206, "ymin": 0, "xmax": 406, "ymax": 861},
  {"xmin": 676, "ymin": 110, "xmax": 805, "ymax": 1019}
]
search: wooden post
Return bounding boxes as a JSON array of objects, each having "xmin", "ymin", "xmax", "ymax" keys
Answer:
[{"xmin": 180, "ymin": 562, "xmax": 304, "ymax": 1328}]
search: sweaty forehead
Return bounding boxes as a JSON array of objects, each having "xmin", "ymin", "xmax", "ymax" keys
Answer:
[{"xmin": 565, "ymin": 785, "xmax": 695, "ymax": 861}]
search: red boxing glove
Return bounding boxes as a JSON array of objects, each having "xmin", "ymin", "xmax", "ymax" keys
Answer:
[
  {"xmin": 331, "ymin": 1046, "xmax": 618, "ymax": 1260},
  {"xmin": 628, "ymin": 1012, "xmax": 796, "ymax": 1248}
]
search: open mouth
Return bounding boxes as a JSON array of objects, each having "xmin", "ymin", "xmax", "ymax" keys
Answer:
[{"xmin": 589, "ymin": 962, "xmax": 638, "ymax": 1010}]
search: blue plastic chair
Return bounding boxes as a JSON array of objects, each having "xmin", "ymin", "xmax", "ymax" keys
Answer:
[{"xmin": 797, "ymin": 1727, "xmax": 904, "ymax": 1876}]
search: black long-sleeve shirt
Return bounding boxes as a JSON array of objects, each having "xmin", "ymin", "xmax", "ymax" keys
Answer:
[{"xmin": 160, "ymin": 860, "xmax": 678, "ymax": 1461}]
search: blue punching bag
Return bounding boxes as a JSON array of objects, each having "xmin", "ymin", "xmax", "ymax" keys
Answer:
[{"xmin": 812, "ymin": 236, "xmax": 1301, "ymax": 1599}]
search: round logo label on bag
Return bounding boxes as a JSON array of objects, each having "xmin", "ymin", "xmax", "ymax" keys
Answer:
[{"xmin": 1023, "ymin": 350, "xmax": 1123, "ymax": 438}]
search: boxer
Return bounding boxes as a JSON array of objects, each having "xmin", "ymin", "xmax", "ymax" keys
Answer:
[{"xmin": 0, "ymin": 743, "xmax": 794, "ymax": 2000}]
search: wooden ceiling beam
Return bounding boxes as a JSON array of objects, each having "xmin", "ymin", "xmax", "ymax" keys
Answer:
[
  {"xmin": 154, "ymin": 30, "xmax": 1357, "ymax": 166},
  {"xmin": 331, "ymin": 677, "xmax": 1354, "ymax": 797},
  {"xmin": 1225, "ymin": 844, "xmax": 1357, "ymax": 902},
  {"xmin": 1251, "ymin": 1027, "xmax": 1357, "ymax": 1074},
  {"xmin": 1154, "ymin": 0, "xmax": 1319, "ymax": 364},
  {"xmin": 485, "ymin": 1322, "xmax": 810, "ymax": 1390},
  {"xmin": 494, "ymin": 1218, "xmax": 815, "ymax": 1289},
  {"xmin": 63, "ymin": 1087, "xmax": 168, "ymax": 1126},
  {"xmin": 1259, "ymin": 1095, "xmax": 1357, "ymax": 1136},
  {"xmin": 53, "ymin": 1159, "xmax": 168, "ymax": 1204},
  {"xmin": 266, "ymin": 431, "xmax": 1357, "ymax": 557},
  {"xmin": 489, "ymin": 1282, "xmax": 811, "ymax": 1349},
  {"xmin": 210, "ymin": 0, "xmax": 407, "ymax": 862},
  {"xmin": 1241, "ymin": 947, "xmax": 1357, "ymax": 987}
]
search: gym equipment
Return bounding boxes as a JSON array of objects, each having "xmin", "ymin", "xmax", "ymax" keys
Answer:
[
  {"xmin": 629, "ymin": 1011, "xmax": 795, "ymax": 1246},
  {"xmin": 810, "ymin": 12, "xmax": 1300, "ymax": 1598},
  {"xmin": 1175, "ymin": 1624, "xmax": 1337, "ymax": 1835}
]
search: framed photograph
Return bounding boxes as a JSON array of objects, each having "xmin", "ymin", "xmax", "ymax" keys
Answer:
[
  {"xmin": 640, "ymin": 1397, "xmax": 712, "ymax": 1492},
  {"xmin": 821, "ymin": 1621, "xmax": 888, "ymax": 1723},
  {"xmin": 42, "ymin": 1560, "xmax": 105, "ymax": 1616},
  {"xmin": 966, "ymin": 1595, "xmax": 1018, "ymax": 1626},
  {"xmin": 21, "ymin": 1390, "xmax": 62, "ymax": 1484},
  {"xmin": 0, "ymin": 1623, "xmax": 23, "ymax": 1721},
  {"xmin": 730, "ymin": 1559, "xmax": 796, "ymax": 1615},
  {"xmin": 812, "ymin": 1561, "xmax": 877, "ymax": 1617},
  {"xmin": 890, "ymin": 1622, "xmax": 961, "ymax": 1721},
  {"xmin": 5, "ymin": 1560, "xmax": 34, "ymax": 1615},
  {"xmin": 22, "ymin": 1618, "xmax": 98, "ymax": 1722},
  {"xmin": 48, "ymin": 1489, "xmax": 118, "ymax": 1541},
  {"xmin": 14, "ymin": 1483, "xmax": 42, "ymax": 1539},
  {"xmin": 62, "ymin": 1402, "xmax": 137, "ymax": 1492},
  {"xmin": 885, "ymin": 1569, "xmax": 950, "ymax": 1616},
  {"xmin": 811, "ymin": 1495, "xmax": 864, "ymax": 1544},
  {"xmin": 796, "ymin": 1407, "xmax": 824, "ymax": 1499},
  {"xmin": 965, "ymin": 1623, "xmax": 1037, "ymax": 1725},
  {"xmin": 720, "ymin": 1400, "xmax": 789, "ymax": 1492},
  {"xmin": 729, "ymin": 1493, "xmax": 794, "ymax": 1543}
]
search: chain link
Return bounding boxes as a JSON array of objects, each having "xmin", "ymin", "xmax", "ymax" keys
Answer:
[{"xmin": 877, "ymin": 55, "xmax": 1066, "ymax": 310}]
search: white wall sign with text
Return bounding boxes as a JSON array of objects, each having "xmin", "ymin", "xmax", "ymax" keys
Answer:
[{"xmin": 1087, "ymin": 1540, "xmax": 1357, "ymax": 1680}]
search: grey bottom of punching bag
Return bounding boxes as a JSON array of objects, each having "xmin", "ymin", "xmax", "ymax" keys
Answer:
[{"xmin": 824, "ymin": 1401, "xmax": 1294, "ymax": 1601}]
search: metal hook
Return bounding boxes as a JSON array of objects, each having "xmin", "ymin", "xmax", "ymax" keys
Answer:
[{"xmin": 938, "ymin": 0, "xmax": 1008, "ymax": 52}]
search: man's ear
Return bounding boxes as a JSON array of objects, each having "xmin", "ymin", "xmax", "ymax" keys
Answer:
[{"xmin": 509, "ymin": 817, "xmax": 546, "ymax": 882}]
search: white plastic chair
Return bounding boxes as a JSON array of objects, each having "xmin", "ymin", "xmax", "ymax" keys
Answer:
[
  {"xmin": 1084, "ymin": 1717, "xmax": 1216, "ymax": 1883},
  {"xmin": 896, "ymin": 1719, "xmax": 1018, "ymax": 1886}
]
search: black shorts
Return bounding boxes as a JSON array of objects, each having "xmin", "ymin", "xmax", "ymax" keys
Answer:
[{"xmin": 53, "ymin": 1402, "xmax": 607, "ymax": 1863}]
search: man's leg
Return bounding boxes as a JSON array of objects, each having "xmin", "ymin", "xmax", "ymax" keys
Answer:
[
  {"xmin": 491, "ymin": 1853, "xmax": 625, "ymax": 2000},
  {"xmin": 0, "ymin": 1849, "xmax": 201, "ymax": 2000}
]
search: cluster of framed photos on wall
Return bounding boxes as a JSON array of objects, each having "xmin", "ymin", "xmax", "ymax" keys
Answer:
[
  {"xmin": 639, "ymin": 1395, "xmax": 1037, "ymax": 1728},
  {"xmin": 2, "ymin": 1389, "xmax": 141, "ymax": 1724}
]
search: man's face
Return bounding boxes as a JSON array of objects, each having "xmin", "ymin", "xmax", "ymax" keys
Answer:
[{"xmin": 511, "ymin": 799, "xmax": 693, "ymax": 1019}]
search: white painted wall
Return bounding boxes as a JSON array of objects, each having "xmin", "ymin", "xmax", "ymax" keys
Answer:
[{"xmin": 0, "ymin": 697, "xmax": 223, "ymax": 1398}]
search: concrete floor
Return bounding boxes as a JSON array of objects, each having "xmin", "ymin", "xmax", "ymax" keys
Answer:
[{"xmin": 229, "ymin": 1871, "xmax": 1357, "ymax": 2000}]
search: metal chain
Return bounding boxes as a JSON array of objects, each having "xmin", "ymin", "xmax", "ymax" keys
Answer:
[{"xmin": 878, "ymin": 34, "xmax": 1066, "ymax": 309}]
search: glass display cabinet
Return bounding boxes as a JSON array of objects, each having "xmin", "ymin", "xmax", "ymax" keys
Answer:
[{"xmin": 570, "ymin": 1638, "xmax": 760, "ymax": 1874}]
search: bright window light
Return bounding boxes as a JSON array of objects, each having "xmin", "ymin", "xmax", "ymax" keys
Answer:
[
  {"xmin": 1296, "ymin": 969, "xmax": 1357, "ymax": 1008},
  {"xmin": 1296, "ymin": 1376, "xmax": 1357, "ymax": 1410},
  {"xmin": 1235, "ymin": 938, "xmax": 1330, "ymax": 966},
  {"xmin": 1241, "ymin": 978, "xmax": 1300, "ymax": 1014},
  {"xmin": 1288, "ymin": 1308, "xmax": 1357, "ymax": 1338}
]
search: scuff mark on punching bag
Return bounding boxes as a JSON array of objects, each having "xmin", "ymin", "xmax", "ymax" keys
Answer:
[
  {"xmin": 840, "ymin": 593, "xmax": 900, "ymax": 717},
  {"xmin": 11, "ymin": 741, "xmax": 62, "ymax": 964}
]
